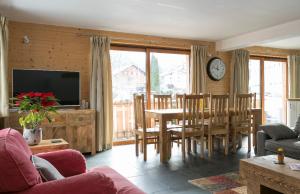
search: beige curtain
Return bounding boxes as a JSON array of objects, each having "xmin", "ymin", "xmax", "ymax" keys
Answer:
[
  {"xmin": 230, "ymin": 49, "xmax": 249, "ymax": 102},
  {"xmin": 190, "ymin": 45, "xmax": 208, "ymax": 94},
  {"xmin": 0, "ymin": 16, "xmax": 8, "ymax": 118},
  {"xmin": 90, "ymin": 36, "xmax": 113, "ymax": 152},
  {"xmin": 288, "ymin": 55, "xmax": 300, "ymax": 98}
]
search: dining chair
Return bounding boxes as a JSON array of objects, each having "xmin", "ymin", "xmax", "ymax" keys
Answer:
[
  {"xmin": 152, "ymin": 94, "xmax": 172, "ymax": 125},
  {"xmin": 232, "ymin": 93, "xmax": 253, "ymax": 153},
  {"xmin": 206, "ymin": 94, "xmax": 230, "ymax": 158},
  {"xmin": 133, "ymin": 94, "xmax": 160, "ymax": 161},
  {"xmin": 172, "ymin": 94, "xmax": 184, "ymax": 147},
  {"xmin": 171, "ymin": 94, "xmax": 206, "ymax": 161},
  {"xmin": 152, "ymin": 94, "xmax": 172, "ymax": 109},
  {"xmin": 175, "ymin": 94, "xmax": 184, "ymax": 109}
]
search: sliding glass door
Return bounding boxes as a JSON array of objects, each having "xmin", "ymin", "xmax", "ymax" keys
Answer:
[
  {"xmin": 110, "ymin": 49, "xmax": 146, "ymax": 142},
  {"xmin": 110, "ymin": 47, "xmax": 190, "ymax": 143},
  {"xmin": 264, "ymin": 60, "xmax": 286, "ymax": 123},
  {"xmin": 249, "ymin": 57, "xmax": 287, "ymax": 124},
  {"xmin": 249, "ymin": 59, "xmax": 261, "ymax": 108}
]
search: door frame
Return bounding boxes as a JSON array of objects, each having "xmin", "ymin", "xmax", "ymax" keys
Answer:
[{"xmin": 250, "ymin": 55, "xmax": 288, "ymax": 124}]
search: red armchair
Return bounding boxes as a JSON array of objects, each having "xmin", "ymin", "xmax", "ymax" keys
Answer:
[{"xmin": 0, "ymin": 128, "xmax": 145, "ymax": 194}]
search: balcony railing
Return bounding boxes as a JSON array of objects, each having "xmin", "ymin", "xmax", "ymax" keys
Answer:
[{"xmin": 113, "ymin": 100, "xmax": 135, "ymax": 141}]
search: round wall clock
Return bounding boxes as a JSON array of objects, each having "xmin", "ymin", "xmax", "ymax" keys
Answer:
[{"xmin": 207, "ymin": 57, "xmax": 226, "ymax": 81}]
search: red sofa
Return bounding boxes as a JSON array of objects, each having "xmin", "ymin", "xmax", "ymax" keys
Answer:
[{"xmin": 0, "ymin": 128, "xmax": 145, "ymax": 194}]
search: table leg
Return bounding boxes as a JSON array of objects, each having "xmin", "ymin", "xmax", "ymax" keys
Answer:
[
  {"xmin": 159, "ymin": 116, "xmax": 169, "ymax": 163},
  {"xmin": 246, "ymin": 180, "xmax": 261, "ymax": 194}
]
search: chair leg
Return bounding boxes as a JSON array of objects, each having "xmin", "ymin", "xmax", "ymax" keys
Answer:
[
  {"xmin": 208, "ymin": 135, "xmax": 212, "ymax": 158},
  {"xmin": 135, "ymin": 134, "xmax": 139, "ymax": 157},
  {"xmin": 187, "ymin": 138, "xmax": 191, "ymax": 154},
  {"xmin": 156, "ymin": 136, "xmax": 160, "ymax": 154},
  {"xmin": 238, "ymin": 134, "xmax": 242, "ymax": 149},
  {"xmin": 200, "ymin": 134, "xmax": 204, "ymax": 158},
  {"xmin": 232, "ymin": 130, "xmax": 237, "ymax": 153},
  {"xmin": 193, "ymin": 140, "xmax": 197, "ymax": 154},
  {"xmin": 167, "ymin": 132, "xmax": 172, "ymax": 159},
  {"xmin": 143, "ymin": 137, "xmax": 147, "ymax": 161},
  {"xmin": 224, "ymin": 134, "xmax": 229, "ymax": 155},
  {"xmin": 217, "ymin": 138, "xmax": 221, "ymax": 150},
  {"xmin": 140, "ymin": 140, "xmax": 143, "ymax": 153},
  {"xmin": 182, "ymin": 137, "xmax": 186, "ymax": 161},
  {"xmin": 248, "ymin": 129, "xmax": 251, "ymax": 152}
]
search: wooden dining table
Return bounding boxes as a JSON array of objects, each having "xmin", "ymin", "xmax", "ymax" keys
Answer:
[{"xmin": 145, "ymin": 108, "xmax": 262, "ymax": 163}]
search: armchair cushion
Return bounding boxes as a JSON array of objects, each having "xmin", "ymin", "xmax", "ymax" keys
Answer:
[
  {"xmin": 261, "ymin": 123, "xmax": 297, "ymax": 140},
  {"xmin": 15, "ymin": 171, "xmax": 117, "ymax": 194},
  {"xmin": 0, "ymin": 128, "xmax": 42, "ymax": 193},
  {"xmin": 91, "ymin": 166, "xmax": 146, "ymax": 194},
  {"xmin": 31, "ymin": 155, "xmax": 64, "ymax": 181},
  {"xmin": 36, "ymin": 149, "xmax": 86, "ymax": 177}
]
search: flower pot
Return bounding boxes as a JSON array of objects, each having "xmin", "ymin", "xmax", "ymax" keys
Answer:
[{"xmin": 23, "ymin": 128, "xmax": 42, "ymax": 145}]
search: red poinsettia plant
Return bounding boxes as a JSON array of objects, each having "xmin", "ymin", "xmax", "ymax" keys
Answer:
[{"xmin": 12, "ymin": 92, "xmax": 59, "ymax": 130}]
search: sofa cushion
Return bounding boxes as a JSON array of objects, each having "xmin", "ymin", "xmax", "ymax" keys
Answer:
[
  {"xmin": 32, "ymin": 155, "xmax": 64, "ymax": 182},
  {"xmin": 0, "ymin": 128, "xmax": 42, "ymax": 192},
  {"xmin": 294, "ymin": 115, "xmax": 300, "ymax": 135},
  {"xmin": 261, "ymin": 123, "xmax": 297, "ymax": 140},
  {"xmin": 90, "ymin": 166, "xmax": 145, "ymax": 194},
  {"xmin": 265, "ymin": 139, "xmax": 300, "ymax": 159}
]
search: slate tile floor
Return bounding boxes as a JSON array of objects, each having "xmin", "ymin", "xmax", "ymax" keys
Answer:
[{"xmin": 86, "ymin": 141, "xmax": 254, "ymax": 194}]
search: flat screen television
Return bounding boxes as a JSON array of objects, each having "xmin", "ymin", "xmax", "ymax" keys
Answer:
[{"xmin": 13, "ymin": 69, "xmax": 80, "ymax": 106}]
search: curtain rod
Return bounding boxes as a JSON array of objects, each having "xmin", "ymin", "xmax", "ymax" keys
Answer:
[{"xmin": 76, "ymin": 32, "xmax": 210, "ymax": 48}]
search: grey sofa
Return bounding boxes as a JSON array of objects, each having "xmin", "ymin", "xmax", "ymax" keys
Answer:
[{"xmin": 257, "ymin": 123, "xmax": 300, "ymax": 159}]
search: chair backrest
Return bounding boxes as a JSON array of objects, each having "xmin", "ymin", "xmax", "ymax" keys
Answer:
[
  {"xmin": 182, "ymin": 94, "xmax": 207, "ymax": 132},
  {"xmin": 209, "ymin": 94, "xmax": 229, "ymax": 128},
  {"xmin": 152, "ymin": 94, "xmax": 172, "ymax": 109},
  {"xmin": 133, "ymin": 94, "xmax": 146, "ymax": 132},
  {"xmin": 0, "ymin": 128, "xmax": 42, "ymax": 193},
  {"xmin": 233, "ymin": 93, "xmax": 252, "ymax": 124},
  {"xmin": 175, "ymin": 94, "xmax": 184, "ymax": 108}
]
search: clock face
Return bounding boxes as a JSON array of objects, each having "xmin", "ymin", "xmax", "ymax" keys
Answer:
[{"xmin": 207, "ymin": 58, "xmax": 226, "ymax": 81}]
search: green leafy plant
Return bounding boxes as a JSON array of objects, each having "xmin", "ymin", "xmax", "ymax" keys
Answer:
[{"xmin": 12, "ymin": 92, "xmax": 58, "ymax": 129}]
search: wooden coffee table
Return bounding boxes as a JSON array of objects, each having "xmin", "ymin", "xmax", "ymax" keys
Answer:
[
  {"xmin": 240, "ymin": 155, "xmax": 300, "ymax": 194},
  {"xmin": 30, "ymin": 139, "xmax": 69, "ymax": 154}
]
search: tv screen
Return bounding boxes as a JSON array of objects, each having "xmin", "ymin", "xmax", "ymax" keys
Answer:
[{"xmin": 13, "ymin": 69, "xmax": 80, "ymax": 106}]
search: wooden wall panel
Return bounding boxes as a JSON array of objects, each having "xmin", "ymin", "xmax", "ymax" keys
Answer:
[
  {"xmin": 8, "ymin": 21, "xmax": 300, "ymax": 100},
  {"xmin": 8, "ymin": 21, "xmax": 231, "ymax": 98},
  {"xmin": 8, "ymin": 21, "xmax": 91, "ymax": 101},
  {"xmin": 207, "ymin": 51, "xmax": 232, "ymax": 94}
]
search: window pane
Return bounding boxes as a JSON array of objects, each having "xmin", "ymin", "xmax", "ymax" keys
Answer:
[
  {"xmin": 249, "ymin": 59, "xmax": 261, "ymax": 108},
  {"xmin": 264, "ymin": 61, "xmax": 286, "ymax": 124},
  {"xmin": 150, "ymin": 52, "xmax": 189, "ymax": 97},
  {"xmin": 110, "ymin": 50, "xmax": 146, "ymax": 141}
]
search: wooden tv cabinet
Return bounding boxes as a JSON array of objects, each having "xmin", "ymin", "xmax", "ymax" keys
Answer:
[{"xmin": 4, "ymin": 109, "xmax": 96, "ymax": 155}]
